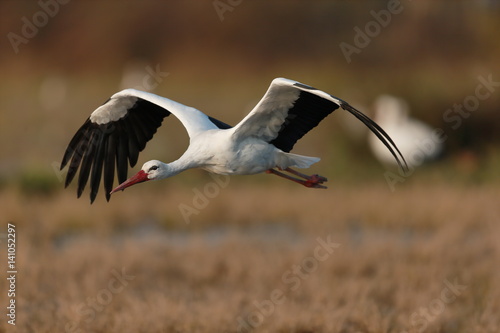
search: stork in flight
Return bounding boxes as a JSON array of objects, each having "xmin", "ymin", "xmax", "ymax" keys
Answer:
[{"xmin": 61, "ymin": 78, "xmax": 407, "ymax": 203}]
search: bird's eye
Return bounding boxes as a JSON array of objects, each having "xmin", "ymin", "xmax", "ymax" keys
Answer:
[{"xmin": 149, "ymin": 165, "xmax": 158, "ymax": 171}]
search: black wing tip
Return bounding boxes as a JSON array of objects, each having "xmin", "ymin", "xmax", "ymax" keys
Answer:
[
  {"xmin": 340, "ymin": 101, "xmax": 409, "ymax": 174},
  {"xmin": 61, "ymin": 96, "xmax": 172, "ymax": 203}
]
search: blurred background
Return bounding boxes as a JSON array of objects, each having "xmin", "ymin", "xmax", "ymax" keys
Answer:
[
  {"xmin": 0, "ymin": 1, "xmax": 499, "ymax": 332},
  {"xmin": 1, "ymin": 0, "xmax": 500, "ymax": 186}
]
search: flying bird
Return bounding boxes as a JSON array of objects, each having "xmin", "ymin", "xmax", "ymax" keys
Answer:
[{"xmin": 60, "ymin": 78, "xmax": 407, "ymax": 203}]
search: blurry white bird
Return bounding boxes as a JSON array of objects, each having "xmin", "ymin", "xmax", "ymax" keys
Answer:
[
  {"xmin": 368, "ymin": 95, "xmax": 442, "ymax": 168},
  {"xmin": 61, "ymin": 78, "xmax": 407, "ymax": 203}
]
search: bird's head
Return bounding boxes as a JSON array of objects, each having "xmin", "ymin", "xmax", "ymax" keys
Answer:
[{"xmin": 110, "ymin": 160, "xmax": 167, "ymax": 195}]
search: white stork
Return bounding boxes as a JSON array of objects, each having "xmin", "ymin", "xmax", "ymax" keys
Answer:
[{"xmin": 60, "ymin": 78, "xmax": 407, "ymax": 203}]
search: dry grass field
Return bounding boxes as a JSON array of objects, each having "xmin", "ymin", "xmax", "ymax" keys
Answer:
[{"xmin": 1, "ymin": 179, "xmax": 499, "ymax": 333}]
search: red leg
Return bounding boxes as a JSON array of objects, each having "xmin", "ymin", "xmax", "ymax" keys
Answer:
[
  {"xmin": 284, "ymin": 167, "xmax": 328, "ymax": 184},
  {"xmin": 266, "ymin": 169, "xmax": 327, "ymax": 189}
]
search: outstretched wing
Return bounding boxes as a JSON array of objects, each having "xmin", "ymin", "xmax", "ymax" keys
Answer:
[
  {"xmin": 232, "ymin": 78, "xmax": 408, "ymax": 171},
  {"xmin": 60, "ymin": 89, "xmax": 230, "ymax": 203}
]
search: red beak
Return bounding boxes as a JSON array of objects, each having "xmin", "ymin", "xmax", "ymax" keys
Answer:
[{"xmin": 110, "ymin": 170, "xmax": 150, "ymax": 195}]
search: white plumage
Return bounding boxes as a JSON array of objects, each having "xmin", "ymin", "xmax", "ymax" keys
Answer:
[{"xmin": 61, "ymin": 78, "xmax": 407, "ymax": 203}]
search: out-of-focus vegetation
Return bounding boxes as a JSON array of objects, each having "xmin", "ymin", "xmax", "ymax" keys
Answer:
[{"xmin": 1, "ymin": 184, "xmax": 499, "ymax": 332}]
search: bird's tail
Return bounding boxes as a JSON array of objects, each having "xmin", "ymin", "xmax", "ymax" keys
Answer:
[{"xmin": 278, "ymin": 152, "xmax": 320, "ymax": 169}]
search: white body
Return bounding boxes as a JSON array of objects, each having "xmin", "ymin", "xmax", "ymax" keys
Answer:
[{"xmin": 177, "ymin": 130, "xmax": 317, "ymax": 176}]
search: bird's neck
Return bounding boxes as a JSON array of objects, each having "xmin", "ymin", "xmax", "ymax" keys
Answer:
[{"xmin": 158, "ymin": 159, "xmax": 193, "ymax": 179}]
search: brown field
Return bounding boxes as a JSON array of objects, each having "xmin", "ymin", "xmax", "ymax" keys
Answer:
[{"xmin": 1, "ymin": 179, "xmax": 499, "ymax": 333}]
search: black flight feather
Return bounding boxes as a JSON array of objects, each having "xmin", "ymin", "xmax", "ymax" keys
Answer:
[{"xmin": 270, "ymin": 90, "xmax": 340, "ymax": 152}]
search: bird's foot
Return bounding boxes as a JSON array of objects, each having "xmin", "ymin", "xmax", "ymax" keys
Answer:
[
  {"xmin": 284, "ymin": 168, "xmax": 328, "ymax": 186},
  {"xmin": 267, "ymin": 168, "xmax": 328, "ymax": 189},
  {"xmin": 303, "ymin": 174, "xmax": 328, "ymax": 188}
]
